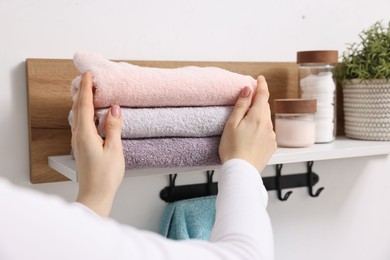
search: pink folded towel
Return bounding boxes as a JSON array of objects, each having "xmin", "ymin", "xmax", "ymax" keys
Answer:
[
  {"xmin": 71, "ymin": 52, "xmax": 257, "ymax": 108},
  {"xmin": 123, "ymin": 137, "xmax": 221, "ymax": 169},
  {"xmin": 95, "ymin": 106, "xmax": 233, "ymax": 138}
]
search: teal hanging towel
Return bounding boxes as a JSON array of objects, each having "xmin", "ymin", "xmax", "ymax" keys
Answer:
[{"xmin": 160, "ymin": 196, "xmax": 216, "ymax": 240}]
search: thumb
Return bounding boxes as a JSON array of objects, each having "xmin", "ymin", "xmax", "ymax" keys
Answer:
[
  {"xmin": 228, "ymin": 86, "xmax": 253, "ymax": 126},
  {"xmin": 104, "ymin": 105, "xmax": 123, "ymax": 150}
]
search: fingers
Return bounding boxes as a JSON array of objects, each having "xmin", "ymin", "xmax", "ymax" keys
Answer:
[
  {"xmin": 227, "ymin": 86, "xmax": 253, "ymax": 127},
  {"xmin": 104, "ymin": 105, "xmax": 123, "ymax": 151},
  {"xmin": 247, "ymin": 75, "xmax": 271, "ymax": 120},
  {"xmin": 74, "ymin": 72, "xmax": 96, "ymax": 133},
  {"xmin": 71, "ymin": 78, "xmax": 81, "ymax": 132}
]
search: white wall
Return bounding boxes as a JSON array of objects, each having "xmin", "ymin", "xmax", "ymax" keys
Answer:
[{"xmin": 1, "ymin": 0, "xmax": 390, "ymax": 259}]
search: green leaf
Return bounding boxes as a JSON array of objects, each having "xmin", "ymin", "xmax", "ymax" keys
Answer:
[{"xmin": 338, "ymin": 20, "xmax": 390, "ymax": 81}]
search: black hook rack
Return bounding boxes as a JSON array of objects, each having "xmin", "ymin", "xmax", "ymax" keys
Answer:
[
  {"xmin": 160, "ymin": 161, "xmax": 324, "ymax": 202},
  {"xmin": 265, "ymin": 161, "xmax": 325, "ymax": 201},
  {"xmin": 160, "ymin": 170, "xmax": 218, "ymax": 203}
]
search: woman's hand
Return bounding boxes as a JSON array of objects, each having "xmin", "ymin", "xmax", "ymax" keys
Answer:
[
  {"xmin": 71, "ymin": 72, "xmax": 125, "ymax": 217},
  {"xmin": 219, "ymin": 75, "xmax": 277, "ymax": 173}
]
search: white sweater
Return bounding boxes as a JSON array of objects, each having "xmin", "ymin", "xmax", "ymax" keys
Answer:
[{"xmin": 0, "ymin": 159, "xmax": 273, "ymax": 260}]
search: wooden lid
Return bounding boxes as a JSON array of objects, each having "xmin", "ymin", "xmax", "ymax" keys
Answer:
[
  {"xmin": 297, "ymin": 50, "xmax": 338, "ymax": 64},
  {"xmin": 273, "ymin": 99, "xmax": 317, "ymax": 114}
]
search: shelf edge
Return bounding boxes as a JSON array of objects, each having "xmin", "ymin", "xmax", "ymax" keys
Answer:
[{"xmin": 48, "ymin": 138, "xmax": 390, "ymax": 182}]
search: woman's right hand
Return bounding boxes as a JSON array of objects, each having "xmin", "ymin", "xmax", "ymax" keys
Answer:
[{"xmin": 219, "ymin": 75, "xmax": 277, "ymax": 173}]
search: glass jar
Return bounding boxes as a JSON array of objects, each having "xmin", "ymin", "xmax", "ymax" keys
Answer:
[
  {"xmin": 297, "ymin": 50, "xmax": 338, "ymax": 143},
  {"xmin": 273, "ymin": 99, "xmax": 317, "ymax": 148}
]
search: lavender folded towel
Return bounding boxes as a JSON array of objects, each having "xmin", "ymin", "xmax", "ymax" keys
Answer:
[
  {"xmin": 71, "ymin": 52, "xmax": 256, "ymax": 108},
  {"xmin": 95, "ymin": 106, "xmax": 233, "ymax": 138},
  {"xmin": 122, "ymin": 137, "xmax": 221, "ymax": 169}
]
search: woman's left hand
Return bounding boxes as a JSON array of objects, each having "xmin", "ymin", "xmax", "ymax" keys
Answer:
[{"xmin": 71, "ymin": 71, "xmax": 125, "ymax": 218}]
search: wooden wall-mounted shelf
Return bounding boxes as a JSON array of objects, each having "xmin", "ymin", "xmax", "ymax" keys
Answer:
[
  {"xmin": 49, "ymin": 137, "xmax": 390, "ymax": 182},
  {"xmin": 27, "ymin": 57, "xmax": 348, "ymax": 183}
]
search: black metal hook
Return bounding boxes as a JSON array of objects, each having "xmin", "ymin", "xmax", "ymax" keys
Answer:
[
  {"xmin": 169, "ymin": 173, "xmax": 177, "ymax": 187},
  {"xmin": 160, "ymin": 173, "xmax": 178, "ymax": 201},
  {"xmin": 275, "ymin": 164, "xmax": 293, "ymax": 201},
  {"xmin": 206, "ymin": 170, "xmax": 214, "ymax": 183},
  {"xmin": 306, "ymin": 161, "xmax": 324, "ymax": 197},
  {"xmin": 206, "ymin": 170, "xmax": 216, "ymax": 195}
]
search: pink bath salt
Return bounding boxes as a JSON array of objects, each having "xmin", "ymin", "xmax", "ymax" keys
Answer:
[{"xmin": 275, "ymin": 118, "xmax": 316, "ymax": 148}]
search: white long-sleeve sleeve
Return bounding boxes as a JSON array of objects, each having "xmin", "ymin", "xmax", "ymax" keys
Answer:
[{"xmin": 0, "ymin": 159, "xmax": 273, "ymax": 260}]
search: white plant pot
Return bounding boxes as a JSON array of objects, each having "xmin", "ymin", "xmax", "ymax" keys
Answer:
[{"xmin": 343, "ymin": 79, "xmax": 390, "ymax": 141}]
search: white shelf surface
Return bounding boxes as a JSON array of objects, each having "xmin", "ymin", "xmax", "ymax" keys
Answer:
[{"xmin": 49, "ymin": 137, "xmax": 390, "ymax": 182}]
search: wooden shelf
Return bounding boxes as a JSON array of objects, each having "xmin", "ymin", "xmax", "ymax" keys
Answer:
[{"xmin": 48, "ymin": 137, "xmax": 390, "ymax": 182}]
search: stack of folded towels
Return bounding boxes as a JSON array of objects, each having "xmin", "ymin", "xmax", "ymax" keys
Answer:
[{"xmin": 70, "ymin": 52, "xmax": 257, "ymax": 169}]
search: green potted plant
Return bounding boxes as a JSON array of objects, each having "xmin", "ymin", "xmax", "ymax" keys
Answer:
[{"xmin": 338, "ymin": 21, "xmax": 390, "ymax": 141}]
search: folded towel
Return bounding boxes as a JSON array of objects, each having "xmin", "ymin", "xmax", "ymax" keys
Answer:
[
  {"xmin": 95, "ymin": 106, "xmax": 233, "ymax": 138},
  {"xmin": 160, "ymin": 196, "xmax": 216, "ymax": 240},
  {"xmin": 71, "ymin": 52, "xmax": 257, "ymax": 108},
  {"xmin": 123, "ymin": 137, "xmax": 221, "ymax": 169}
]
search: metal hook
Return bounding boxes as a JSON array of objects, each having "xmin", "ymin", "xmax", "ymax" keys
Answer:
[
  {"xmin": 206, "ymin": 170, "xmax": 214, "ymax": 183},
  {"xmin": 306, "ymin": 161, "xmax": 324, "ymax": 197},
  {"xmin": 276, "ymin": 164, "xmax": 293, "ymax": 201},
  {"xmin": 169, "ymin": 174, "xmax": 177, "ymax": 187},
  {"xmin": 206, "ymin": 170, "xmax": 216, "ymax": 195},
  {"xmin": 160, "ymin": 174, "xmax": 178, "ymax": 202}
]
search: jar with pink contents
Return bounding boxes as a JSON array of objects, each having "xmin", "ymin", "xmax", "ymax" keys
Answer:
[{"xmin": 273, "ymin": 99, "xmax": 317, "ymax": 148}]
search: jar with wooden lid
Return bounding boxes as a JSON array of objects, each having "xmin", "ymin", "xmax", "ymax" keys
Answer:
[
  {"xmin": 297, "ymin": 50, "xmax": 338, "ymax": 143},
  {"xmin": 273, "ymin": 99, "xmax": 317, "ymax": 148}
]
